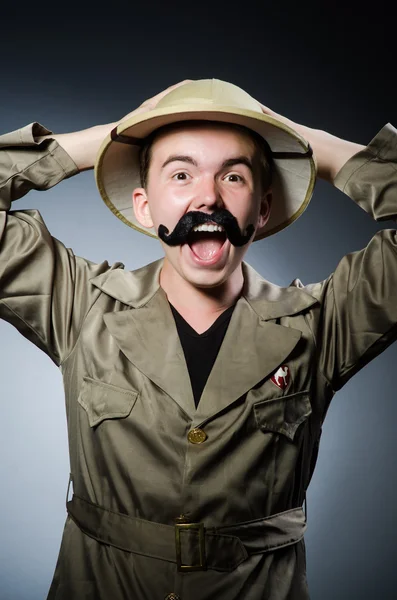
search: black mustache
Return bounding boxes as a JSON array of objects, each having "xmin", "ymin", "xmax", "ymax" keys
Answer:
[{"xmin": 157, "ymin": 209, "xmax": 255, "ymax": 247}]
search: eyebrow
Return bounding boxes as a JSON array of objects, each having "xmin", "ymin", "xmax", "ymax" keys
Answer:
[{"xmin": 160, "ymin": 154, "xmax": 254, "ymax": 173}]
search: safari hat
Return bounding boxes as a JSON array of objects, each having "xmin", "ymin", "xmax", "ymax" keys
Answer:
[{"xmin": 95, "ymin": 79, "xmax": 316, "ymax": 241}]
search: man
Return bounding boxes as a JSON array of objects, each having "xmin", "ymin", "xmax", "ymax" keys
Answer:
[{"xmin": 0, "ymin": 79, "xmax": 395, "ymax": 599}]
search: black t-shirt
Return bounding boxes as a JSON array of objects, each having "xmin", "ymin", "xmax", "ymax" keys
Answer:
[{"xmin": 169, "ymin": 302, "xmax": 236, "ymax": 407}]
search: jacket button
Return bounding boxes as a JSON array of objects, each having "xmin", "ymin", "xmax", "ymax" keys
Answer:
[
  {"xmin": 164, "ymin": 594, "xmax": 180, "ymax": 600},
  {"xmin": 188, "ymin": 428, "xmax": 207, "ymax": 444},
  {"xmin": 175, "ymin": 514, "xmax": 189, "ymax": 524}
]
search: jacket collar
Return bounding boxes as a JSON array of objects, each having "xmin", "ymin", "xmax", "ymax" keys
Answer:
[
  {"xmin": 90, "ymin": 257, "xmax": 317, "ymax": 321},
  {"xmin": 90, "ymin": 258, "xmax": 318, "ymax": 421}
]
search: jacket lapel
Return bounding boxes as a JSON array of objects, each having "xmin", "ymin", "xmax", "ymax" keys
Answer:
[
  {"xmin": 192, "ymin": 298, "xmax": 301, "ymax": 424},
  {"xmin": 92, "ymin": 259, "xmax": 196, "ymax": 418},
  {"xmin": 91, "ymin": 258, "xmax": 319, "ymax": 423},
  {"xmin": 193, "ymin": 262, "xmax": 319, "ymax": 423}
]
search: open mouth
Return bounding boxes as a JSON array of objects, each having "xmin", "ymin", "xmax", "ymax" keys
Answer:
[{"xmin": 187, "ymin": 230, "xmax": 228, "ymax": 261}]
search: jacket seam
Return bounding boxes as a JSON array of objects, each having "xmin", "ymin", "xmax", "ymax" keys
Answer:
[
  {"xmin": 0, "ymin": 297, "xmax": 61, "ymax": 365},
  {"xmin": 336, "ymin": 322, "xmax": 397, "ymax": 389},
  {"xmin": 0, "ymin": 145, "xmax": 66, "ymax": 189},
  {"xmin": 49, "ymin": 146, "xmax": 74, "ymax": 177},
  {"xmin": 0, "ymin": 290, "xmax": 102, "ymax": 369},
  {"xmin": 302, "ymin": 307, "xmax": 334, "ymax": 395},
  {"xmin": 301, "ymin": 278, "xmax": 335, "ymax": 392},
  {"xmin": 341, "ymin": 145, "xmax": 397, "ymax": 192},
  {"xmin": 59, "ymin": 291, "xmax": 103, "ymax": 367},
  {"xmin": 241, "ymin": 294, "xmax": 263, "ymax": 320}
]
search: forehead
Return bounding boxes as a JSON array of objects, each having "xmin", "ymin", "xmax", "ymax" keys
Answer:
[{"xmin": 150, "ymin": 122, "xmax": 256, "ymax": 157}]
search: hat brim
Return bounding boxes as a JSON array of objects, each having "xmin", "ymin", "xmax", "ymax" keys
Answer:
[{"xmin": 95, "ymin": 104, "xmax": 317, "ymax": 241}]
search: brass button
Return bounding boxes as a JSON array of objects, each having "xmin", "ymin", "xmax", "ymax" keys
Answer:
[
  {"xmin": 164, "ymin": 594, "xmax": 180, "ymax": 600},
  {"xmin": 188, "ymin": 428, "xmax": 207, "ymax": 444},
  {"xmin": 174, "ymin": 514, "xmax": 189, "ymax": 524}
]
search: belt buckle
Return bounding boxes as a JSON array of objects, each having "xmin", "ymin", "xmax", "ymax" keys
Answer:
[{"xmin": 175, "ymin": 519, "xmax": 207, "ymax": 572}]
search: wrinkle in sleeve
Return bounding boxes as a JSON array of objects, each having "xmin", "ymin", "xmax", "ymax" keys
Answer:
[
  {"xmin": 318, "ymin": 229, "xmax": 397, "ymax": 391},
  {"xmin": 315, "ymin": 123, "xmax": 397, "ymax": 391},
  {"xmin": 334, "ymin": 123, "xmax": 397, "ymax": 222},
  {"xmin": 0, "ymin": 123, "xmax": 113, "ymax": 366},
  {"xmin": 0, "ymin": 123, "xmax": 78, "ymax": 208},
  {"xmin": 0, "ymin": 208, "xmax": 122, "ymax": 365}
]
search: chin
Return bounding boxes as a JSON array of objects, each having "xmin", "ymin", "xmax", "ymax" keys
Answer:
[
  {"xmin": 189, "ymin": 277, "xmax": 226, "ymax": 289},
  {"xmin": 181, "ymin": 265, "xmax": 232, "ymax": 289}
]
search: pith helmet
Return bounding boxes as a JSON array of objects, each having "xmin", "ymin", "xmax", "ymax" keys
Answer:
[{"xmin": 95, "ymin": 79, "xmax": 316, "ymax": 241}]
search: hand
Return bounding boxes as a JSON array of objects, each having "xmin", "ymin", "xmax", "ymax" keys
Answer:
[
  {"xmin": 257, "ymin": 100, "xmax": 365, "ymax": 182},
  {"xmin": 41, "ymin": 80, "xmax": 194, "ymax": 171},
  {"xmin": 258, "ymin": 101, "xmax": 311, "ymax": 141},
  {"xmin": 117, "ymin": 80, "xmax": 194, "ymax": 126}
]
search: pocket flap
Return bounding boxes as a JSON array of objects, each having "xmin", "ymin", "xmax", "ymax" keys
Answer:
[
  {"xmin": 254, "ymin": 391, "xmax": 312, "ymax": 441},
  {"xmin": 78, "ymin": 376, "xmax": 139, "ymax": 427}
]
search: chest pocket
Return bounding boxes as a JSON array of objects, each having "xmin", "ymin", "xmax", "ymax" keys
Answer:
[
  {"xmin": 253, "ymin": 391, "xmax": 312, "ymax": 442},
  {"xmin": 78, "ymin": 376, "xmax": 139, "ymax": 427}
]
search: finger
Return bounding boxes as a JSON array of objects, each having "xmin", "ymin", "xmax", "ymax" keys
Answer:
[
  {"xmin": 121, "ymin": 80, "xmax": 194, "ymax": 121},
  {"xmin": 258, "ymin": 102, "xmax": 278, "ymax": 117},
  {"xmin": 167, "ymin": 79, "xmax": 193, "ymax": 89},
  {"xmin": 258, "ymin": 103, "xmax": 295, "ymax": 129},
  {"xmin": 149, "ymin": 79, "xmax": 194, "ymax": 103}
]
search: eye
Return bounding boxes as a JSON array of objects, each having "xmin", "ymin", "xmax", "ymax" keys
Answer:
[
  {"xmin": 224, "ymin": 173, "xmax": 244, "ymax": 183},
  {"xmin": 172, "ymin": 172, "xmax": 190, "ymax": 181}
]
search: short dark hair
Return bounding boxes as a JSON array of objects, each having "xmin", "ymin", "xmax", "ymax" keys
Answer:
[{"xmin": 139, "ymin": 120, "xmax": 273, "ymax": 193}]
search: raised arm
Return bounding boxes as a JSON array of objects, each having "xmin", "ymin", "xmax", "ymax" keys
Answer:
[
  {"xmin": 0, "ymin": 80, "xmax": 191, "ymax": 363},
  {"xmin": 35, "ymin": 79, "xmax": 193, "ymax": 171},
  {"xmin": 0, "ymin": 122, "xmax": 115, "ymax": 364},
  {"xmin": 257, "ymin": 101, "xmax": 366, "ymax": 182},
  {"xmin": 259, "ymin": 105, "xmax": 397, "ymax": 393}
]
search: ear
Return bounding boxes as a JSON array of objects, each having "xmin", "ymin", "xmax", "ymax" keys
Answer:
[
  {"xmin": 132, "ymin": 187, "xmax": 154, "ymax": 229},
  {"xmin": 257, "ymin": 189, "xmax": 272, "ymax": 230}
]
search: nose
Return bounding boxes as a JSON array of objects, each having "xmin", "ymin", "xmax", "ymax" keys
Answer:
[{"xmin": 193, "ymin": 174, "xmax": 224, "ymax": 211}]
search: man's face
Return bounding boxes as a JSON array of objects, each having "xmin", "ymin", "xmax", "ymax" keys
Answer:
[{"xmin": 133, "ymin": 123, "xmax": 272, "ymax": 289}]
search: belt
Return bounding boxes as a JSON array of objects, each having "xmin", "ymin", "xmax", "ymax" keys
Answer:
[{"xmin": 67, "ymin": 494, "xmax": 307, "ymax": 573}]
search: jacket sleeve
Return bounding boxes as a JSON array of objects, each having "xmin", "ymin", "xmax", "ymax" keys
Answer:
[
  {"xmin": 0, "ymin": 123, "xmax": 121, "ymax": 366},
  {"xmin": 315, "ymin": 123, "xmax": 397, "ymax": 391}
]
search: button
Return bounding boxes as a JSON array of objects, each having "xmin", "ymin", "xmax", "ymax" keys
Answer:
[
  {"xmin": 164, "ymin": 594, "xmax": 180, "ymax": 600},
  {"xmin": 175, "ymin": 514, "xmax": 189, "ymax": 524},
  {"xmin": 187, "ymin": 428, "xmax": 207, "ymax": 444}
]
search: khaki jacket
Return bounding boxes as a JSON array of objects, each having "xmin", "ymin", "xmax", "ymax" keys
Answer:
[{"xmin": 1, "ymin": 122, "xmax": 397, "ymax": 600}]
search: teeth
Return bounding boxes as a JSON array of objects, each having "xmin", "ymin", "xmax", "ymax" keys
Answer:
[{"xmin": 192, "ymin": 224, "xmax": 225, "ymax": 232}]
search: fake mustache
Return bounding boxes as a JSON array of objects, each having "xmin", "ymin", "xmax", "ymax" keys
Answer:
[{"xmin": 158, "ymin": 209, "xmax": 255, "ymax": 247}]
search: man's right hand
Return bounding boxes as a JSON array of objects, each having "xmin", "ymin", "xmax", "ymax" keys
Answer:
[
  {"xmin": 117, "ymin": 79, "xmax": 193, "ymax": 126},
  {"xmin": 38, "ymin": 80, "xmax": 193, "ymax": 172}
]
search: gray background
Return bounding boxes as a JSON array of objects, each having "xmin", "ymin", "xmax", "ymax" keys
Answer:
[{"xmin": 1, "ymin": 3, "xmax": 396, "ymax": 599}]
